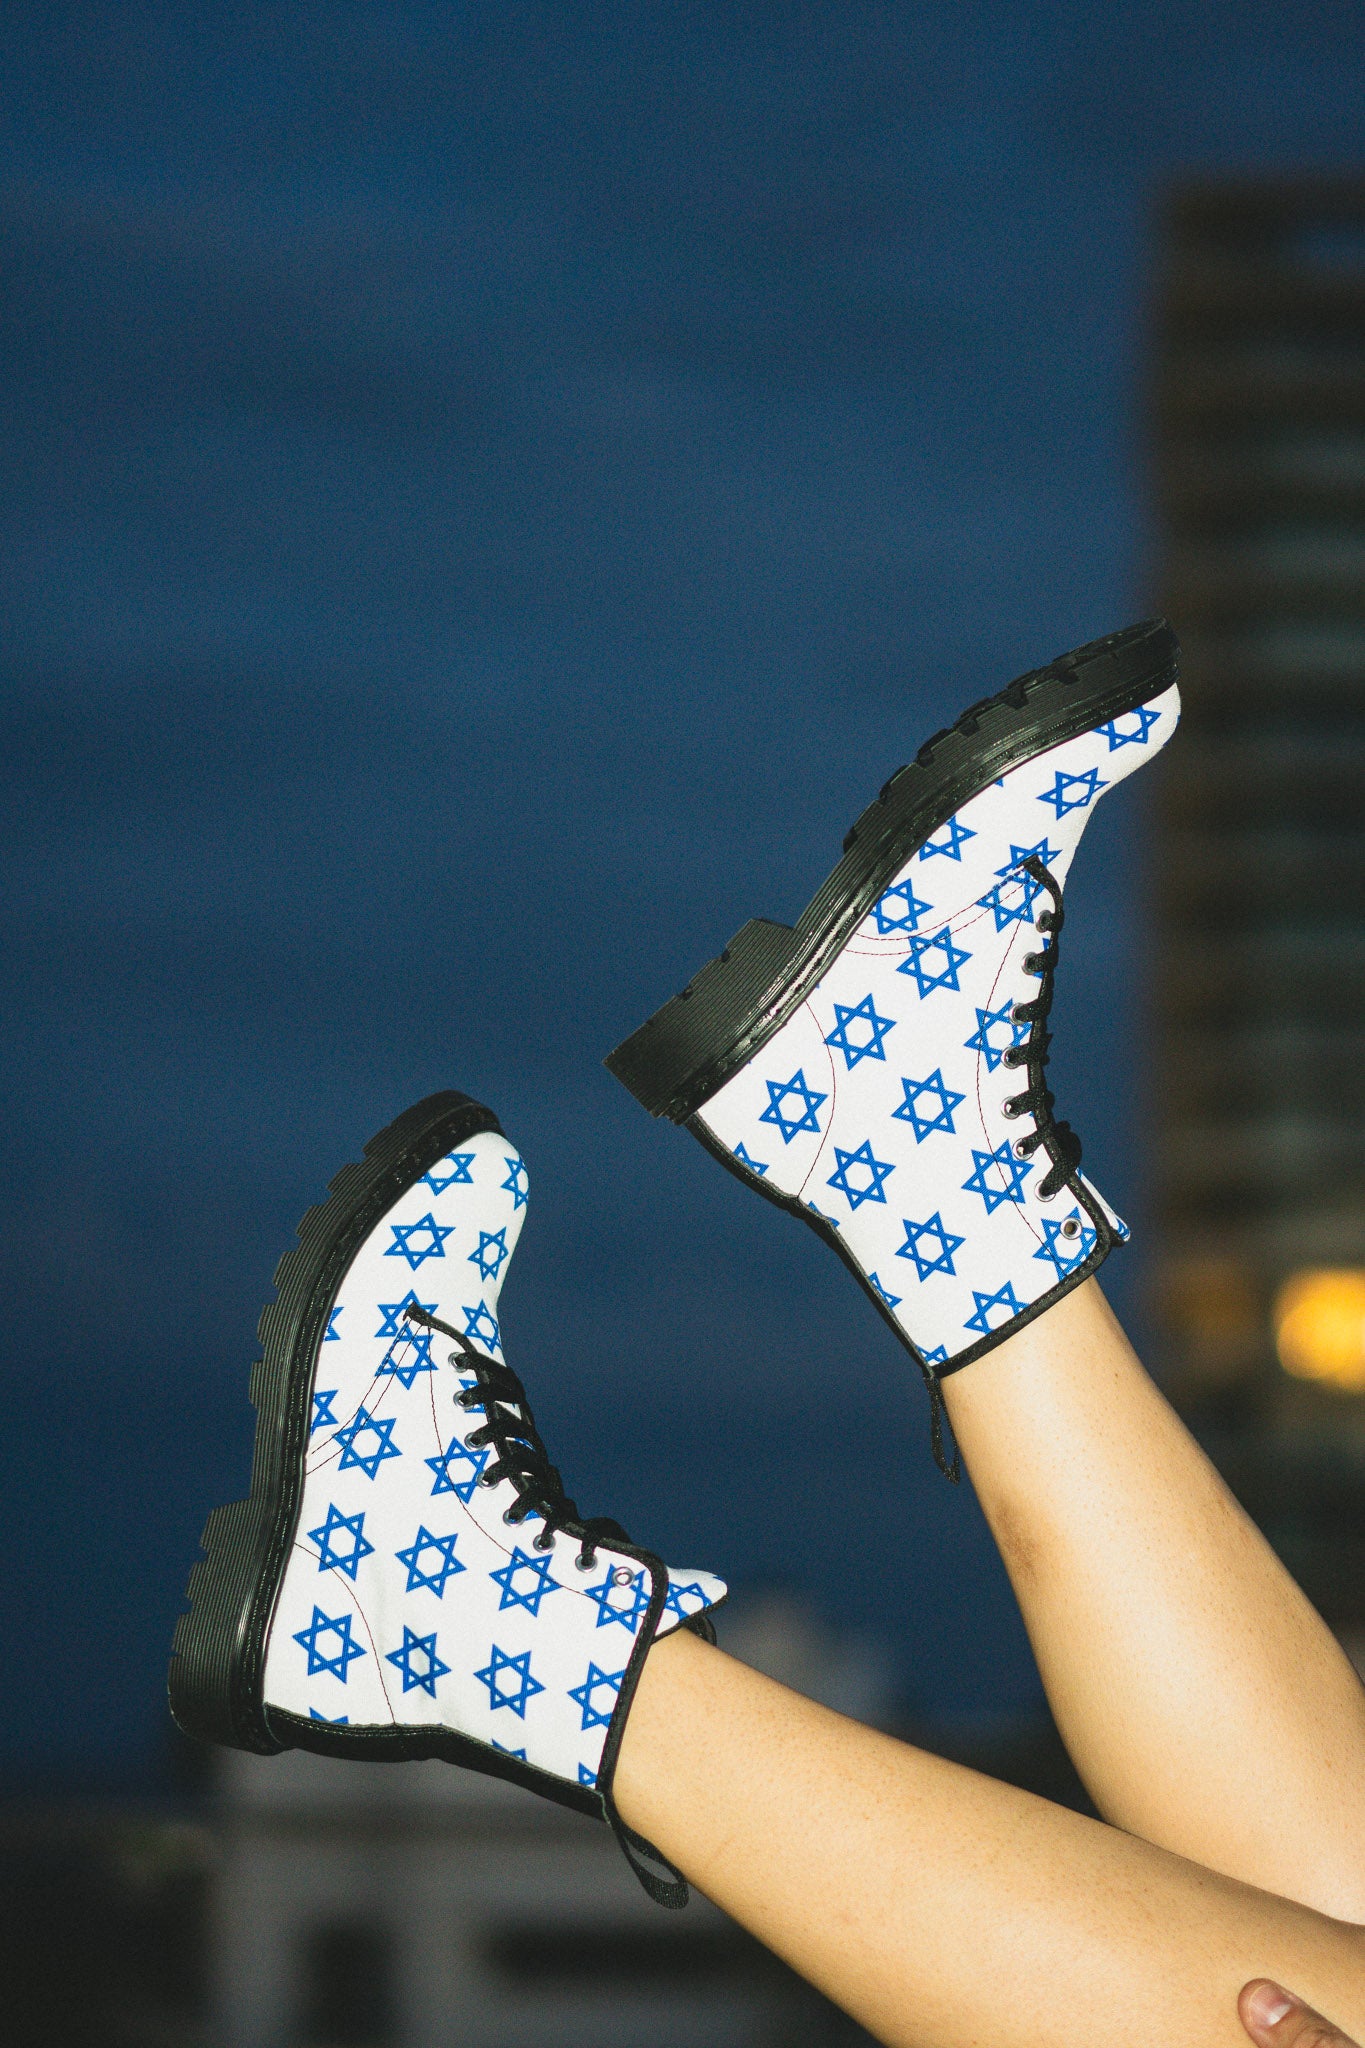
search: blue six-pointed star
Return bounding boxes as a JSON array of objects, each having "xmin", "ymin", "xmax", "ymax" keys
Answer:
[
  {"xmin": 490, "ymin": 1547, "xmax": 561, "ymax": 1616},
  {"xmin": 308, "ymin": 1503, "xmax": 375, "ymax": 1580},
  {"xmin": 311, "ymin": 1389, "xmax": 338, "ymax": 1433},
  {"xmin": 333, "ymin": 1407, "xmax": 401, "ymax": 1479},
  {"xmin": 1098, "ymin": 705, "xmax": 1161, "ymax": 750},
  {"xmin": 1038, "ymin": 766, "xmax": 1108, "ymax": 817},
  {"xmin": 502, "ymin": 1156, "xmax": 529, "ymax": 1209},
  {"xmin": 568, "ymin": 1662, "xmax": 625, "ymax": 1731},
  {"xmin": 377, "ymin": 1323, "xmax": 436, "ymax": 1389},
  {"xmin": 758, "ymin": 1069, "xmax": 827, "ymax": 1143},
  {"xmin": 824, "ymin": 993, "xmax": 897, "ymax": 1069},
  {"xmin": 995, "ymin": 837, "xmax": 1060, "ymax": 878},
  {"xmin": 919, "ymin": 1344, "xmax": 950, "ymax": 1366},
  {"xmin": 425, "ymin": 1434, "xmax": 490, "ymax": 1501},
  {"xmin": 896, "ymin": 1211, "xmax": 966, "ymax": 1280},
  {"xmin": 386, "ymin": 1212, "xmax": 455, "ymax": 1269},
  {"xmin": 663, "ymin": 1579, "xmax": 708, "ymax": 1623},
  {"xmin": 586, "ymin": 1569, "xmax": 652, "ymax": 1631},
  {"xmin": 826, "ymin": 1139, "xmax": 896, "ymax": 1210},
  {"xmin": 871, "ymin": 879, "xmax": 932, "ymax": 933},
  {"xmin": 918, "ymin": 816, "xmax": 976, "ymax": 861},
  {"xmin": 474, "ymin": 1645, "xmax": 545, "ymax": 1718},
  {"xmin": 375, "ymin": 1293, "xmax": 437, "ymax": 1339},
  {"xmin": 323, "ymin": 1307, "xmax": 343, "ymax": 1341},
  {"xmin": 386, "ymin": 1625, "xmax": 451, "ymax": 1697},
  {"xmin": 962, "ymin": 1143, "xmax": 1034, "ymax": 1213},
  {"xmin": 396, "ymin": 1525, "xmax": 465, "ymax": 1596},
  {"xmin": 867, "ymin": 1270, "xmax": 903, "ymax": 1309},
  {"xmin": 468, "ymin": 1228, "xmax": 509, "ymax": 1282},
  {"xmin": 893, "ymin": 1068, "xmax": 965, "ymax": 1141},
  {"xmin": 1033, "ymin": 1212, "xmax": 1097, "ymax": 1279},
  {"xmin": 976, "ymin": 871, "xmax": 1044, "ymax": 931},
  {"xmin": 294, "ymin": 1606, "xmax": 366, "ymax": 1682},
  {"xmin": 421, "ymin": 1151, "xmax": 475, "ymax": 1194},
  {"xmin": 964, "ymin": 1281, "xmax": 1028, "ymax": 1335},
  {"xmin": 734, "ymin": 1141, "xmax": 769, "ymax": 1176},
  {"xmin": 898, "ymin": 930, "xmax": 972, "ymax": 998},
  {"xmin": 462, "ymin": 1302, "xmax": 500, "ymax": 1352},
  {"xmin": 578, "ymin": 1762, "xmax": 598, "ymax": 1786},
  {"xmin": 965, "ymin": 1002, "xmax": 1029, "ymax": 1073}
]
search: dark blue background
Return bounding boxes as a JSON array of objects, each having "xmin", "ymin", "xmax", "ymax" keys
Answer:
[{"xmin": 3, "ymin": 3, "xmax": 1362, "ymax": 1788}]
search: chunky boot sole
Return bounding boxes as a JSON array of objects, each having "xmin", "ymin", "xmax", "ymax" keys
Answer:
[
  {"xmin": 606, "ymin": 619, "xmax": 1179, "ymax": 1123},
  {"xmin": 168, "ymin": 1091, "xmax": 506, "ymax": 1760}
]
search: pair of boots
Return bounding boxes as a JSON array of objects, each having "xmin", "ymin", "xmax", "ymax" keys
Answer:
[{"xmin": 169, "ymin": 620, "xmax": 1180, "ymax": 1905}]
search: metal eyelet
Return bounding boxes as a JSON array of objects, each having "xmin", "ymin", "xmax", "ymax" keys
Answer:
[
  {"xmin": 611, "ymin": 1565, "xmax": 634, "ymax": 1586},
  {"xmin": 574, "ymin": 1553, "xmax": 597, "ymax": 1573},
  {"xmin": 1060, "ymin": 1217, "xmax": 1081, "ymax": 1239},
  {"xmin": 1037, "ymin": 1183, "xmax": 1060, "ymax": 1204},
  {"xmin": 532, "ymin": 1531, "xmax": 555, "ymax": 1552},
  {"xmin": 1001, "ymin": 1097, "xmax": 1021, "ymax": 1119},
  {"xmin": 502, "ymin": 1507, "xmax": 523, "ymax": 1526},
  {"xmin": 1013, "ymin": 1138, "xmax": 1032, "ymax": 1159},
  {"xmin": 477, "ymin": 1470, "xmax": 499, "ymax": 1488}
]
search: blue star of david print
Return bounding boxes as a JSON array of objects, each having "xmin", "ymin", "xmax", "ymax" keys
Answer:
[
  {"xmin": 918, "ymin": 816, "xmax": 976, "ymax": 861},
  {"xmin": 964, "ymin": 1280, "xmax": 1028, "ymax": 1335},
  {"xmin": 294, "ymin": 1607, "xmax": 366, "ymax": 1682},
  {"xmin": 311, "ymin": 1388, "xmax": 338, "ymax": 1433},
  {"xmin": 758, "ymin": 1070, "xmax": 827, "ymax": 1143},
  {"xmin": 995, "ymin": 838, "xmax": 1060, "ymax": 878},
  {"xmin": 1098, "ymin": 705, "xmax": 1161, "ymax": 751},
  {"xmin": 493, "ymin": 1741, "xmax": 528, "ymax": 1759},
  {"xmin": 323, "ymin": 1307, "xmax": 343, "ymax": 1341},
  {"xmin": 734, "ymin": 1141, "xmax": 769, "ymax": 1176},
  {"xmin": 333, "ymin": 1406, "xmax": 401, "ymax": 1480},
  {"xmin": 977, "ymin": 872, "xmax": 1043, "ymax": 932},
  {"xmin": 578, "ymin": 1763, "xmax": 598, "ymax": 1787},
  {"xmin": 919, "ymin": 1344, "xmax": 949, "ymax": 1366},
  {"xmin": 663, "ymin": 1579, "xmax": 708, "ymax": 1624},
  {"xmin": 899, "ymin": 930, "xmax": 971, "ymax": 998},
  {"xmin": 309, "ymin": 1709, "xmax": 349, "ymax": 1723},
  {"xmin": 425, "ymin": 1434, "xmax": 490, "ymax": 1501},
  {"xmin": 386, "ymin": 1212, "xmax": 454, "ymax": 1269},
  {"xmin": 893, "ymin": 1068, "xmax": 965, "ymax": 1141},
  {"xmin": 377, "ymin": 1323, "xmax": 436, "ymax": 1390},
  {"xmin": 585, "ymin": 1568, "xmax": 651, "ymax": 1631},
  {"xmin": 965, "ymin": 1002, "xmax": 1029, "ymax": 1073},
  {"xmin": 462, "ymin": 1302, "xmax": 500, "ymax": 1352},
  {"xmin": 824, "ymin": 993, "xmax": 897, "ymax": 1070},
  {"xmin": 826, "ymin": 1139, "xmax": 896, "ymax": 1210},
  {"xmin": 871, "ymin": 879, "xmax": 933, "ymax": 933},
  {"xmin": 1038, "ymin": 765, "xmax": 1108, "ymax": 817},
  {"xmin": 308, "ymin": 1503, "xmax": 375, "ymax": 1581},
  {"xmin": 962, "ymin": 1142, "xmax": 1034, "ymax": 1213},
  {"xmin": 386, "ymin": 1625, "xmax": 451, "ymax": 1697},
  {"xmin": 806, "ymin": 1199, "xmax": 842, "ymax": 1229},
  {"xmin": 867, "ymin": 1270, "xmax": 903, "ymax": 1309},
  {"xmin": 896, "ymin": 1211, "xmax": 966, "ymax": 1280},
  {"xmin": 502, "ymin": 1155, "xmax": 529, "ymax": 1209},
  {"xmin": 569, "ymin": 1662, "xmax": 625, "ymax": 1731},
  {"xmin": 468, "ymin": 1228, "xmax": 509, "ymax": 1283},
  {"xmin": 421, "ymin": 1151, "xmax": 475, "ymax": 1195},
  {"xmin": 490, "ymin": 1547, "xmax": 561, "ymax": 1616},
  {"xmin": 396, "ymin": 1525, "xmax": 465, "ymax": 1597},
  {"xmin": 375, "ymin": 1293, "xmax": 437, "ymax": 1340},
  {"xmin": 1033, "ymin": 1212, "xmax": 1097, "ymax": 1279},
  {"xmin": 474, "ymin": 1644, "xmax": 545, "ymax": 1718}
]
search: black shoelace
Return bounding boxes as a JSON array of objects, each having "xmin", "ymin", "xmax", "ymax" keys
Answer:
[
  {"xmin": 401, "ymin": 1304, "xmax": 632, "ymax": 1570},
  {"xmin": 921, "ymin": 852, "xmax": 1086, "ymax": 1484}
]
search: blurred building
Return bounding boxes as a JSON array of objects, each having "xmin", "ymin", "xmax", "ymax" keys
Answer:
[{"xmin": 1151, "ymin": 174, "xmax": 1365, "ymax": 1630}]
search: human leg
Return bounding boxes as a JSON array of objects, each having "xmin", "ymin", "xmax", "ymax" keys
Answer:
[
  {"xmin": 940, "ymin": 1277, "xmax": 1365, "ymax": 1921},
  {"xmin": 614, "ymin": 1626, "xmax": 1365, "ymax": 2048}
]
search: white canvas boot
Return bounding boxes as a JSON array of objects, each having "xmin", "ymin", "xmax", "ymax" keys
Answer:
[
  {"xmin": 607, "ymin": 622, "xmax": 1180, "ymax": 1475},
  {"xmin": 169, "ymin": 1092, "xmax": 726, "ymax": 1904}
]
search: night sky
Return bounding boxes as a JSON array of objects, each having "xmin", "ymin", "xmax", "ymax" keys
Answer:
[{"xmin": 4, "ymin": 4, "xmax": 1363, "ymax": 1789}]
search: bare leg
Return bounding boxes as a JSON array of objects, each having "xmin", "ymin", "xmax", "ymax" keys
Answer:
[
  {"xmin": 940, "ymin": 1278, "xmax": 1365, "ymax": 1919},
  {"xmin": 614, "ymin": 1629, "xmax": 1365, "ymax": 2048}
]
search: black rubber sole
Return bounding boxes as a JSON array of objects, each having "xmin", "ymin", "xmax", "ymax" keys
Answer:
[{"xmin": 605, "ymin": 619, "xmax": 1179, "ymax": 1122}]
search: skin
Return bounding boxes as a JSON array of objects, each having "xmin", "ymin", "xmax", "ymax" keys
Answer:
[{"xmin": 610, "ymin": 1280, "xmax": 1365, "ymax": 2048}]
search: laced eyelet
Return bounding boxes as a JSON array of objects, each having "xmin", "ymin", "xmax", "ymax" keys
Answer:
[
  {"xmin": 532, "ymin": 1531, "xmax": 555, "ymax": 1551},
  {"xmin": 1001, "ymin": 1097, "xmax": 1021, "ymax": 1119},
  {"xmin": 1003, "ymin": 1047, "xmax": 1026, "ymax": 1068},
  {"xmin": 502, "ymin": 1507, "xmax": 524, "ymax": 1526},
  {"xmin": 1013, "ymin": 1138, "xmax": 1033, "ymax": 1159},
  {"xmin": 1037, "ymin": 1183, "xmax": 1060, "ymax": 1204},
  {"xmin": 477, "ymin": 1470, "xmax": 499, "ymax": 1488},
  {"xmin": 1010, "ymin": 1004, "xmax": 1030, "ymax": 1024},
  {"xmin": 574, "ymin": 1552, "xmax": 597, "ymax": 1573}
]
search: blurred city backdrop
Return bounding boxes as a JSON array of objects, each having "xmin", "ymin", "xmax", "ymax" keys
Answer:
[{"xmin": 2, "ymin": 5, "xmax": 1364, "ymax": 2044}]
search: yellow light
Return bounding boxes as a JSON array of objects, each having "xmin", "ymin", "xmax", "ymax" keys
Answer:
[{"xmin": 1273, "ymin": 1269, "xmax": 1365, "ymax": 1393}]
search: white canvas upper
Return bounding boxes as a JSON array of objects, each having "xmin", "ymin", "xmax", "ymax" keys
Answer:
[
  {"xmin": 261, "ymin": 1127, "xmax": 725, "ymax": 1790},
  {"xmin": 695, "ymin": 685, "xmax": 1181, "ymax": 1370}
]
